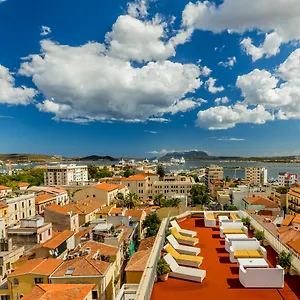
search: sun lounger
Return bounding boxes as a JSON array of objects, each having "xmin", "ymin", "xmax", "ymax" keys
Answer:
[
  {"xmin": 163, "ymin": 243, "xmax": 203, "ymax": 267},
  {"xmin": 163, "ymin": 253, "xmax": 206, "ymax": 282},
  {"xmin": 170, "ymin": 227, "xmax": 199, "ymax": 246},
  {"xmin": 170, "ymin": 220, "xmax": 197, "ymax": 237},
  {"xmin": 167, "ymin": 234, "xmax": 200, "ymax": 256}
]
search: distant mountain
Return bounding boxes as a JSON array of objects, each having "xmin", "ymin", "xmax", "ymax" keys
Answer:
[
  {"xmin": 0, "ymin": 153, "xmax": 64, "ymax": 162},
  {"xmin": 75, "ymin": 155, "xmax": 118, "ymax": 161},
  {"xmin": 160, "ymin": 150, "xmax": 209, "ymax": 161}
]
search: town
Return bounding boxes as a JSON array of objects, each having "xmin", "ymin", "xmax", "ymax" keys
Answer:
[{"xmin": 0, "ymin": 160, "xmax": 298, "ymax": 299}]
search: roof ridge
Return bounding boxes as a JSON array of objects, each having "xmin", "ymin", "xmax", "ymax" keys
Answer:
[{"xmin": 84, "ymin": 256, "xmax": 106, "ymax": 274}]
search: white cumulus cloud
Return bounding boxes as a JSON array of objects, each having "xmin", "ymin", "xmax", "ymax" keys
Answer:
[
  {"xmin": 127, "ymin": 0, "xmax": 148, "ymax": 18},
  {"xmin": 218, "ymin": 56, "xmax": 236, "ymax": 68},
  {"xmin": 215, "ymin": 96, "xmax": 229, "ymax": 105},
  {"xmin": 40, "ymin": 26, "xmax": 51, "ymax": 36},
  {"xmin": 205, "ymin": 77, "xmax": 224, "ymax": 94}
]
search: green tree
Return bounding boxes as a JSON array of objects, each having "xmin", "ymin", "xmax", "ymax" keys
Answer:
[
  {"xmin": 190, "ymin": 184, "xmax": 210, "ymax": 205},
  {"xmin": 156, "ymin": 164, "xmax": 165, "ymax": 178},
  {"xmin": 87, "ymin": 165, "xmax": 99, "ymax": 179},
  {"xmin": 142, "ymin": 213, "xmax": 161, "ymax": 238},
  {"xmin": 115, "ymin": 192, "xmax": 125, "ymax": 207},
  {"xmin": 124, "ymin": 193, "xmax": 139, "ymax": 209},
  {"xmin": 123, "ymin": 165, "xmax": 134, "ymax": 178},
  {"xmin": 225, "ymin": 176, "xmax": 230, "ymax": 182},
  {"xmin": 276, "ymin": 186, "xmax": 289, "ymax": 194},
  {"xmin": 153, "ymin": 193, "xmax": 164, "ymax": 206}
]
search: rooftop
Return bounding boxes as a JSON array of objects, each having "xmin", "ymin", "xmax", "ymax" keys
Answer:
[
  {"xmin": 151, "ymin": 217, "xmax": 300, "ymax": 300},
  {"xmin": 35, "ymin": 193, "xmax": 55, "ymax": 204},
  {"xmin": 124, "ymin": 209, "xmax": 145, "ymax": 220},
  {"xmin": 10, "ymin": 258, "xmax": 63, "ymax": 276},
  {"xmin": 92, "ymin": 182, "xmax": 124, "ymax": 192},
  {"xmin": 22, "ymin": 284, "xmax": 95, "ymax": 300},
  {"xmin": 122, "ymin": 173, "xmax": 149, "ymax": 181},
  {"xmin": 40, "ymin": 230, "xmax": 74, "ymax": 249},
  {"xmin": 45, "ymin": 204, "xmax": 73, "ymax": 216},
  {"xmin": 244, "ymin": 196, "xmax": 279, "ymax": 208}
]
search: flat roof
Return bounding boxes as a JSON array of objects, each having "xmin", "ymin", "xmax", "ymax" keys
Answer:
[{"xmin": 151, "ymin": 218, "xmax": 300, "ymax": 300}]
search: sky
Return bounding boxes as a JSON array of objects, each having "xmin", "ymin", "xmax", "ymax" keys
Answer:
[{"xmin": 1, "ymin": 0, "xmax": 300, "ymax": 158}]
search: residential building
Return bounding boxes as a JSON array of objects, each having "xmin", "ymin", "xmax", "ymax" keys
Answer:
[
  {"xmin": 271, "ymin": 188, "xmax": 288, "ymax": 209},
  {"xmin": 205, "ymin": 165, "xmax": 224, "ymax": 190},
  {"xmin": 0, "ymin": 238, "xmax": 24, "ymax": 283},
  {"xmin": 35, "ymin": 230, "xmax": 75, "ymax": 259},
  {"xmin": 0, "ymin": 202, "xmax": 8, "ymax": 227},
  {"xmin": 242, "ymin": 196, "xmax": 281, "ymax": 215},
  {"xmin": 4, "ymin": 193, "xmax": 36, "ymax": 227},
  {"xmin": 35, "ymin": 193, "xmax": 56, "ymax": 215},
  {"xmin": 74, "ymin": 183, "xmax": 128, "ymax": 206},
  {"xmin": 0, "ymin": 186, "xmax": 12, "ymax": 198},
  {"xmin": 8, "ymin": 258, "xmax": 63, "ymax": 300},
  {"xmin": 208, "ymin": 179, "xmax": 226, "ymax": 198},
  {"xmin": 50, "ymin": 240, "xmax": 121, "ymax": 300},
  {"xmin": 245, "ymin": 167, "xmax": 268, "ymax": 186},
  {"xmin": 124, "ymin": 209, "xmax": 147, "ymax": 238},
  {"xmin": 22, "ymin": 283, "xmax": 95, "ymax": 300},
  {"xmin": 278, "ymin": 172, "xmax": 298, "ymax": 187},
  {"xmin": 44, "ymin": 164, "xmax": 88, "ymax": 186},
  {"xmin": 44, "ymin": 204, "xmax": 79, "ymax": 232},
  {"xmin": 63, "ymin": 198, "xmax": 102, "ymax": 226},
  {"xmin": 216, "ymin": 190, "xmax": 230, "ymax": 206},
  {"xmin": 95, "ymin": 205, "xmax": 115, "ymax": 219},
  {"xmin": 287, "ymin": 187, "xmax": 300, "ymax": 215},
  {"xmin": 7, "ymin": 216, "xmax": 52, "ymax": 251},
  {"xmin": 17, "ymin": 182, "xmax": 29, "ymax": 191}
]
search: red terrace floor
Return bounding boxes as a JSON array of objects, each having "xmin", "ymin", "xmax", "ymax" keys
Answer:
[{"xmin": 151, "ymin": 218, "xmax": 300, "ymax": 300}]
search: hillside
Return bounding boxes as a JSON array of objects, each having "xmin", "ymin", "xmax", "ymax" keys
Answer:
[
  {"xmin": 0, "ymin": 153, "xmax": 63, "ymax": 162},
  {"xmin": 160, "ymin": 150, "xmax": 209, "ymax": 161},
  {"xmin": 74, "ymin": 155, "xmax": 118, "ymax": 161}
]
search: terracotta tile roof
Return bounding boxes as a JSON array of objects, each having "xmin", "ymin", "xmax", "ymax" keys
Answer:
[
  {"xmin": 281, "ymin": 215, "xmax": 295, "ymax": 226},
  {"xmin": 278, "ymin": 227, "xmax": 300, "ymax": 244},
  {"xmin": 63, "ymin": 198, "xmax": 101, "ymax": 215},
  {"xmin": 138, "ymin": 236, "xmax": 155, "ymax": 251},
  {"xmin": 244, "ymin": 196, "xmax": 279, "ymax": 208},
  {"xmin": 41, "ymin": 230, "xmax": 74, "ymax": 249},
  {"xmin": 115, "ymin": 224, "xmax": 134, "ymax": 241},
  {"xmin": 97, "ymin": 205, "xmax": 114, "ymax": 214},
  {"xmin": 110, "ymin": 207, "xmax": 123, "ymax": 214},
  {"xmin": 0, "ymin": 201, "xmax": 8, "ymax": 209},
  {"xmin": 290, "ymin": 187, "xmax": 300, "ymax": 194},
  {"xmin": 18, "ymin": 182, "xmax": 29, "ymax": 187},
  {"xmin": 45, "ymin": 204, "xmax": 74, "ymax": 216},
  {"xmin": 35, "ymin": 194, "xmax": 55, "ymax": 204},
  {"xmin": 0, "ymin": 185, "xmax": 10, "ymax": 190},
  {"xmin": 22, "ymin": 284, "xmax": 95, "ymax": 300},
  {"xmin": 52, "ymin": 240, "xmax": 115, "ymax": 277},
  {"xmin": 124, "ymin": 209, "xmax": 145, "ymax": 220},
  {"xmin": 10, "ymin": 258, "xmax": 63, "ymax": 276},
  {"xmin": 292, "ymin": 214, "xmax": 300, "ymax": 224},
  {"xmin": 92, "ymin": 182, "xmax": 120, "ymax": 192},
  {"xmin": 74, "ymin": 227, "xmax": 94, "ymax": 238},
  {"xmin": 288, "ymin": 239, "xmax": 300, "ymax": 254},
  {"xmin": 122, "ymin": 173, "xmax": 149, "ymax": 181},
  {"xmin": 125, "ymin": 249, "xmax": 151, "ymax": 272}
]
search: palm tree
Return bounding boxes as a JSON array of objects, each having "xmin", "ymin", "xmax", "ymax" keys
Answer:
[
  {"xmin": 115, "ymin": 192, "xmax": 125, "ymax": 207},
  {"xmin": 153, "ymin": 193, "xmax": 164, "ymax": 206},
  {"xmin": 124, "ymin": 193, "xmax": 139, "ymax": 209}
]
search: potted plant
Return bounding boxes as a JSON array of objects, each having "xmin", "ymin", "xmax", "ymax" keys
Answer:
[
  {"xmin": 277, "ymin": 250, "xmax": 293, "ymax": 274},
  {"xmin": 254, "ymin": 230, "xmax": 265, "ymax": 245},
  {"xmin": 156, "ymin": 257, "xmax": 171, "ymax": 282},
  {"xmin": 241, "ymin": 216, "xmax": 251, "ymax": 228}
]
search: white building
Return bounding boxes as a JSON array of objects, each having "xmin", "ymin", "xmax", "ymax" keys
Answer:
[
  {"xmin": 278, "ymin": 172, "xmax": 298, "ymax": 187},
  {"xmin": 44, "ymin": 164, "xmax": 88, "ymax": 186},
  {"xmin": 245, "ymin": 167, "xmax": 268, "ymax": 186},
  {"xmin": 205, "ymin": 165, "xmax": 224, "ymax": 190},
  {"xmin": 4, "ymin": 193, "xmax": 36, "ymax": 227}
]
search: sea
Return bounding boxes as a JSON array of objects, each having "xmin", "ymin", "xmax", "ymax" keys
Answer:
[{"xmin": 7, "ymin": 160, "xmax": 300, "ymax": 180}]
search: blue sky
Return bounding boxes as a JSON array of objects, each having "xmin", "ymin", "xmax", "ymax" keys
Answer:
[{"xmin": 1, "ymin": 0, "xmax": 300, "ymax": 158}]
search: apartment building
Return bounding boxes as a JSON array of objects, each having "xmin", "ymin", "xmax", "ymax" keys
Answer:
[
  {"xmin": 44, "ymin": 164, "xmax": 88, "ymax": 186},
  {"xmin": 122, "ymin": 173, "xmax": 195, "ymax": 200},
  {"xmin": 4, "ymin": 193, "xmax": 36, "ymax": 227},
  {"xmin": 205, "ymin": 165, "xmax": 224, "ymax": 190},
  {"xmin": 245, "ymin": 167, "xmax": 268, "ymax": 186},
  {"xmin": 278, "ymin": 172, "xmax": 298, "ymax": 187},
  {"xmin": 29, "ymin": 186, "xmax": 69, "ymax": 205},
  {"xmin": 287, "ymin": 187, "xmax": 300, "ymax": 215},
  {"xmin": 242, "ymin": 196, "xmax": 281, "ymax": 215},
  {"xmin": 0, "ymin": 186, "xmax": 12, "ymax": 198},
  {"xmin": 74, "ymin": 183, "xmax": 128, "ymax": 206}
]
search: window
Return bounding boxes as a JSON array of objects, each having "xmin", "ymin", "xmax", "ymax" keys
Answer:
[
  {"xmin": 34, "ymin": 278, "xmax": 44, "ymax": 284},
  {"xmin": 48, "ymin": 229, "xmax": 51, "ymax": 236},
  {"xmin": 92, "ymin": 291, "xmax": 98, "ymax": 299},
  {"xmin": 93, "ymin": 195, "xmax": 95, "ymax": 198},
  {"xmin": 1, "ymin": 296, "xmax": 10, "ymax": 300},
  {"xmin": 4, "ymin": 210, "xmax": 6, "ymax": 215},
  {"xmin": 22, "ymin": 202, "xmax": 24, "ymax": 208},
  {"xmin": 22, "ymin": 213, "xmax": 25, "ymax": 219},
  {"xmin": 39, "ymin": 234, "xmax": 42, "ymax": 241},
  {"xmin": 15, "ymin": 215, "xmax": 18, "ymax": 221},
  {"xmin": 14, "ymin": 204, "xmax": 17, "ymax": 211},
  {"xmin": 29, "ymin": 210, "xmax": 32, "ymax": 216},
  {"xmin": 29, "ymin": 200, "xmax": 31, "ymax": 206},
  {"xmin": 13, "ymin": 278, "xmax": 19, "ymax": 286}
]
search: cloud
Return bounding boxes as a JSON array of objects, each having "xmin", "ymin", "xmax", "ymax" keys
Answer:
[
  {"xmin": 127, "ymin": 0, "xmax": 148, "ymax": 18},
  {"xmin": 196, "ymin": 103, "xmax": 274, "ymax": 130},
  {"xmin": 147, "ymin": 148, "xmax": 204, "ymax": 156},
  {"xmin": 148, "ymin": 117, "xmax": 170, "ymax": 123},
  {"xmin": 199, "ymin": 65, "xmax": 212, "ymax": 77},
  {"xmin": 218, "ymin": 56, "xmax": 236, "ymax": 68},
  {"xmin": 0, "ymin": 115, "xmax": 13, "ymax": 118},
  {"xmin": 205, "ymin": 77, "xmax": 224, "ymax": 93},
  {"xmin": 0, "ymin": 0, "xmax": 6, "ymax": 3},
  {"xmin": 0, "ymin": 65, "xmax": 36, "ymax": 105},
  {"xmin": 215, "ymin": 96, "xmax": 229, "ymax": 105},
  {"xmin": 19, "ymin": 40, "xmax": 201, "ymax": 123},
  {"xmin": 217, "ymin": 137, "xmax": 245, "ymax": 141},
  {"xmin": 144, "ymin": 130, "xmax": 157, "ymax": 134},
  {"xmin": 240, "ymin": 32, "xmax": 283, "ymax": 61},
  {"xmin": 40, "ymin": 26, "xmax": 51, "ymax": 36},
  {"xmin": 182, "ymin": 0, "xmax": 300, "ymax": 59}
]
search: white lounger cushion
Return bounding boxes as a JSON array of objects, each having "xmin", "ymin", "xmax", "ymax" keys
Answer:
[
  {"xmin": 170, "ymin": 220, "xmax": 197, "ymax": 237},
  {"xmin": 167, "ymin": 234, "xmax": 200, "ymax": 256},
  {"xmin": 164, "ymin": 253, "xmax": 206, "ymax": 283}
]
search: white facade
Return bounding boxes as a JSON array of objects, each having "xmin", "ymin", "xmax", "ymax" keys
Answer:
[
  {"xmin": 245, "ymin": 167, "xmax": 268, "ymax": 186},
  {"xmin": 278, "ymin": 172, "xmax": 298, "ymax": 187},
  {"xmin": 44, "ymin": 164, "xmax": 88, "ymax": 186},
  {"xmin": 5, "ymin": 193, "xmax": 36, "ymax": 226},
  {"xmin": 205, "ymin": 165, "xmax": 224, "ymax": 189}
]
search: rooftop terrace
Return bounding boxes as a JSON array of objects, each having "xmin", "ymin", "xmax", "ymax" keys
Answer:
[{"xmin": 151, "ymin": 217, "xmax": 300, "ymax": 300}]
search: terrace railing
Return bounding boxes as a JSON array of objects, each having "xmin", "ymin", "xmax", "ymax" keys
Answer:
[{"xmin": 135, "ymin": 214, "xmax": 170, "ymax": 300}]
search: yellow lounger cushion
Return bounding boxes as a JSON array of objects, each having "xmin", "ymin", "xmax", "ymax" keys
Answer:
[
  {"xmin": 234, "ymin": 250, "xmax": 249, "ymax": 258},
  {"xmin": 164, "ymin": 244, "xmax": 181, "ymax": 259},
  {"xmin": 206, "ymin": 213, "xmax": 215, "ymax": 220},
  {"xmin": 247, "ymin": 250, "xmax": 264, "ymax": 258},
  {"xmin": 230, "ymin": 213, "xmax": 239, "ymax": 220},
  {"xmin": 223, "ymin": 229, "xmax": 245, "ymax": 234},
  {"xmin": 170, "ymin": 227, "xmax": 198, "ymax": 243},
  {"xmin": 179, "ymin": 254, "xmax": 204, "ymax": 263}
]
